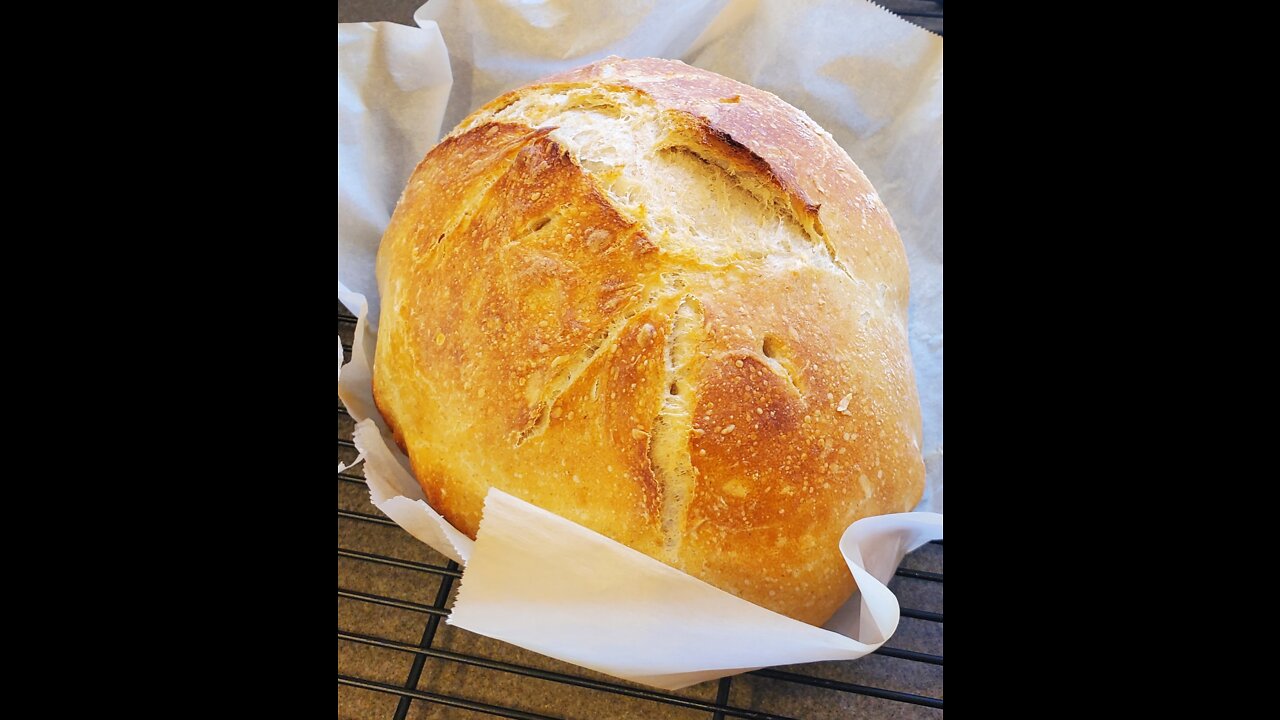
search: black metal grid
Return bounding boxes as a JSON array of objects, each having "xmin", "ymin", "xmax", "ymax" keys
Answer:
[{"xmin": 338, "ymin": 304, "xmax": 942, "ymax": 719}]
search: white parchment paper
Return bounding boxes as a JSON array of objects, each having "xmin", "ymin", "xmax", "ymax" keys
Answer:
[{"xmin": 338, "ymin": 0, "xmax": 942, "ymax": 690}]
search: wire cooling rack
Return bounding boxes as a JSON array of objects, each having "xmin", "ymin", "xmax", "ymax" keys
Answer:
[
  {"xmin": 338, "ymin": 302, "xmax": 942, "ymax": 719},
  {"xmin": 337, "ymin": 4, "xmax": 941, "ymax": 715}
]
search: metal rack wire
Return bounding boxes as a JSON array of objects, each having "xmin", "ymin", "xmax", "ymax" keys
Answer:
[{"xmin": 338, "ymin": 303, "xmax": 942, "ymax": 719}]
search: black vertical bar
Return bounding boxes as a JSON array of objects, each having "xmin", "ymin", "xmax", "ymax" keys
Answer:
[
  {"xmin": 392, "ymin": 559, "xmax": 460, "ymax": 720},
  {"xmin": 711, "ymin": 676, "xmax": 733, "ymax": 720}
]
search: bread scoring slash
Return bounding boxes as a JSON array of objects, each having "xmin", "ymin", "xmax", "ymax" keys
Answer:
[{"xmin": 373, "ymin": 57, "xmax": 923, "ymax": 626}]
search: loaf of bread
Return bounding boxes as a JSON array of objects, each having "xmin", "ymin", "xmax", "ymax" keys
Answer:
[{"xmin": 373, "ymin": 57, "xmax": 924, "ymax": 625}]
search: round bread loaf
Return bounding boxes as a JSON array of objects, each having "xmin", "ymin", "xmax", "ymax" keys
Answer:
[{"xmin": 373, "ymin": 57, "xmax": 924, "ymax": 625}]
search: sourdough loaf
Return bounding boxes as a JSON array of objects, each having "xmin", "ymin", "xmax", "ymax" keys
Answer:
[{"xmin": 373, "ymin": 57, "xmax": 924, "ymax": 625}]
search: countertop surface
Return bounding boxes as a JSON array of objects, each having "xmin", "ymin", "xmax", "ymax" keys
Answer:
[{"xmin": 337, "ymin": 3, "xmax": 943, "ymax": 717}]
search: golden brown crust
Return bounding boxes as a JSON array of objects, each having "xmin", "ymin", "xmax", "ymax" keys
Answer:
[{"xmin": 374, "ymin": 58, "xmax": 924, "ymax": 625}]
